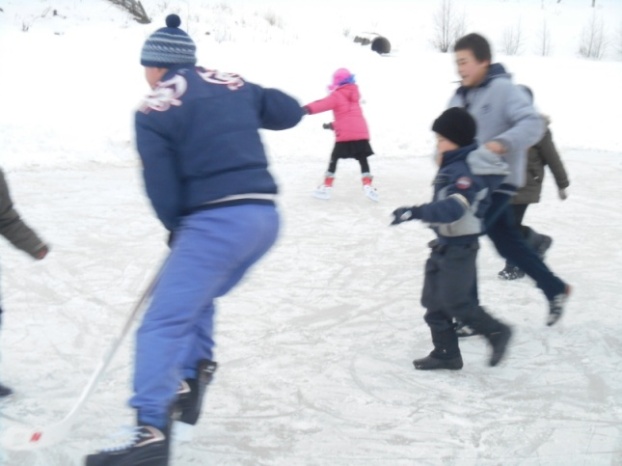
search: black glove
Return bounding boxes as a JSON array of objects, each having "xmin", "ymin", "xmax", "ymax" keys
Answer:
[
  {"xmin": 322, "ymin": 122, "xmax": 334, "ymax": 130},
  {"xmin": 390, "ymin": 206, "xmax": 422, "ymax": 225}
]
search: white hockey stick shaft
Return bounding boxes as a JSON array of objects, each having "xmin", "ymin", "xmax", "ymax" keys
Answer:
[{"xmin": 0, "ymin": 260, "xmax": 165, "ymax": 451}]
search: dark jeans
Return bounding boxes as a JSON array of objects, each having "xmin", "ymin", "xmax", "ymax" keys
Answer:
[
  {"xmin": 511, "ymin": 203, "xmax": 528, "ymax": 230},
  {"xmin": 506, "ymin": 203, "xmax": 528, "ymax": 269},
  {"xmin": 485, "ymin": 192, "xmax": 565, "ymax": 300}
]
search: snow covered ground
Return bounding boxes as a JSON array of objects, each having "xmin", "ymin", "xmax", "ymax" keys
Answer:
[{"xmin": 1, "ymin": 0, "xmax": 621, "ymax": 465}]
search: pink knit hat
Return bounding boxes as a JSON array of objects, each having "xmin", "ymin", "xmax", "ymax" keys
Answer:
[{"xmin": 328, "ymin": 68, "xmax": 353, "ymax": 91}]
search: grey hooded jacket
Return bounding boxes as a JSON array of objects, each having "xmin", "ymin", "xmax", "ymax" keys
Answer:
[{"xmin": 448, "ymin": 63, "xmax": 544, "ymax": 191}]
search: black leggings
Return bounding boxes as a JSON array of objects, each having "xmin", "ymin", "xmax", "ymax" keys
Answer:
[{"xmin": 328, "ymin": 156, "xmax": 370, "ymax": 174}]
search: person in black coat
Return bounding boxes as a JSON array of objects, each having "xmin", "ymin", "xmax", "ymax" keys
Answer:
[
  {"xmin": 0, "ymin": 168, "xmax": 49, "ymax": 397},
  {"xmin": 499, "ymin": 85, "xmax": 570, "ymax": 280}
]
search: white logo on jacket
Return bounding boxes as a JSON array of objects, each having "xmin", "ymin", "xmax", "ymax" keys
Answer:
[
  {"xmin": 139, "ymin": 75, "xmax": 188, "ymax": 113},
  {"xmin": 197, "ymin": 68, "xmax": 245, "ymax": 90}
]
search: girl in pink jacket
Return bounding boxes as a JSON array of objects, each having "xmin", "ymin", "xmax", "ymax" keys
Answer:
[{"xmin": 303, "ymin": 68, "xmax": 378, "ymax": 201}]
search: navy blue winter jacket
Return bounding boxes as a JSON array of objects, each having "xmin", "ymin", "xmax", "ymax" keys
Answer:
[
  {"xmin": 415, "ymin": 143, "xmax": 509, "ymax": 245},
  {"xmin": 135, "ymin": 65, "xmax": 303, "ymax": 231}
]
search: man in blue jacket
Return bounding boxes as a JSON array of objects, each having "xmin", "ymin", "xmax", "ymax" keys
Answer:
[{"xmin": 86, "ymin": 15, "xmax": 303, "ymax": 466}]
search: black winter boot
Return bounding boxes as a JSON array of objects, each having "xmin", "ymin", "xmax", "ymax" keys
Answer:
[
  {"xmin": 413, "ymin": 354, "xmax": 463, "ymax": 370},
  {"xmin": 85, "ymin": 424, "xmax": 170, "ymax": 466},
  {"xmin": 174, "ymin": 359, "xmax": 217, "ymax": 425},
  {"xmin": 466, "ymin": 307, "xmax": 513, "ymax": 367},
  {"xmin": 485, "ymin": 324, "xmax": 513, "ymax": 367},
  {"xmin": 414, "ymin": 328, "xmax": 463, "ymax": 370}
]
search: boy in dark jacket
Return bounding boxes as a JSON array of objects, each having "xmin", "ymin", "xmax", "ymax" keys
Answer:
[
  {"xmin": 85, "ymin": 15, "xmax": 303, "ymax": 466},
  {"xmin": 391, "ymin": 108, "xmax": 512, "ymax": 370},
  {"xmin": 499, "ymin": 85, "xmax": 570, "ymax": 280},
  {"xmin": 0, "ymin": 168, "xmax": 49, "ymax": 397}
]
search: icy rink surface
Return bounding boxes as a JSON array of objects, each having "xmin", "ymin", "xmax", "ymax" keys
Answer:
[
  {"xmin": 1, "ymin": 0, "xmax": 622, "ymax": 464},
  {"xmin": 1, "ymin": 151, "xmax": 621, "ymax": 465}
]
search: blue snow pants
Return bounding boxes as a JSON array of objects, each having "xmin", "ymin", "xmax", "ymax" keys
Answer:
[{"xmin": 130, "ymin": 203, "xmax": 280, "ymax": 429}]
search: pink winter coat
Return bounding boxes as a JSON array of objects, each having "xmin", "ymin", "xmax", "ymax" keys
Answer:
[{"xmin": 305, "ymin": 84, "xmax": 370, "ymax": 142}]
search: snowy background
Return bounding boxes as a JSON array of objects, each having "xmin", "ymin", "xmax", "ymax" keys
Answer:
[{"xmin": 1, "ymin": 0, "xmax": 622, "ymax": 465}]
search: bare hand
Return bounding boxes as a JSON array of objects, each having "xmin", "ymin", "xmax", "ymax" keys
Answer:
[{"xmin": 485, "ymin": 141, "xmax": 506, "ymax": 154}]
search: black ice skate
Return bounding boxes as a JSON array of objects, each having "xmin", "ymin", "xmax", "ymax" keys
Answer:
[
  {"xmin": 547, "ymin": 285, "xmax": 571, "ymax": 326},
  {"xmin": 498, "ymin": 265, "xmax": 525, "ymax": 280},
  {"xmin": 174, "ymin": 359, "xmax": 217, "ymax": 425},
  {"xmin": 85, "ymin": 425, "xmax": 169, "ymax": 466}
]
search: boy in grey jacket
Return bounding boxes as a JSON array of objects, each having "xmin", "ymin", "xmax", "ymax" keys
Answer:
[
  {"xmin": 0, "ymin": 168, "xmax": 49, "ymax": 397},
  {"xmin": 449, "ymin": 33, "xmax": 570, "ymax": 328},
  {"xmin": 391, "ymin": 108, "xmax": 512, "ymax": 370}
]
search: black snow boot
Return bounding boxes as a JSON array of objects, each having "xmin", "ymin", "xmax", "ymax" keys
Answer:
[
  {"xmin": 498, "ymin": 264, "xmax": 525, "ymax": 280},
  {"xmin": 414, "ymin": 328, "xmax": 463, "ymax": 370},
  {"xmin": 85, "ymin": 424, "xmax": 170, "ymax": 466},
  {"xmin": 414, "ymin": 354, "xmax": 464, "ymax": 370},
  {"xmin": 467, "ymin": 307, "xmax": 513, "ymax": 367},
  {"xmin": 174, "ymin": 359, "xmax": 217, "ymax": 425},
  {"xmin": 485, "ymin": 324, "xmax": 513, "ymax": 367}
]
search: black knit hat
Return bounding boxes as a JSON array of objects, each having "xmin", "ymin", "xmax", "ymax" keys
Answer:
[
  {"xmin": 431, "ymin": 107, "xmax": 476, "ymax": 147},
  {"xmin": 140, "ymin": 14, "xmax": 197, "ymax": 68}
]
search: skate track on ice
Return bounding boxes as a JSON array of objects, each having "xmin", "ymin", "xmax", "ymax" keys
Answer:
[{"xmin": 1, "ymin": 151, "xmax": 621, "ymax": 466}]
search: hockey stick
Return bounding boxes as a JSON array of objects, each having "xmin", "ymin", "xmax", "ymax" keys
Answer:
[{"xmin": 0, "ymin": 260, "xmax": 165, "ymax": 451}]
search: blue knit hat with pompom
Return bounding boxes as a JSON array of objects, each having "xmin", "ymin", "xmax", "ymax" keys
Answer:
[{"xmin": 140, "ymin": 14, "xmax": 196, "ymax": 67}]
